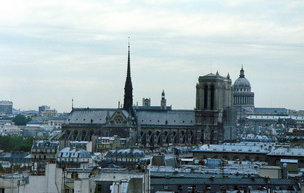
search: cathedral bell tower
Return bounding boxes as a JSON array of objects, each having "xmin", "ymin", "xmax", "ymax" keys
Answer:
[{"xmin": 123, "ymin": 38, "xmax": 133, "ymax": 111}]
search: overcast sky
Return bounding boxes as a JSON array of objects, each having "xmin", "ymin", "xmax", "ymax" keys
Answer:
[{"xmin": 0, "ymin": 0, "xmax": 303, "ymax": 112}]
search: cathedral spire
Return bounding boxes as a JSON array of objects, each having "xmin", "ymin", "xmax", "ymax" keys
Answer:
[
  {"xmin": 123, "ymin": 37, "xmax": 133, "ymax": 111},
  {"xmin": 127, "ymin": 37, "xmax": 131, "ymax": 78}
]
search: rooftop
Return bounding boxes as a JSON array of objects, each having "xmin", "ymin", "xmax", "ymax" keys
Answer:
[
  {"xmin": 32, "ymin": 140, "xmax": 59, "ymax": 148},
  {"xmin": 57, "ymin": 147, "xmax": 92, "ymax": 158}
]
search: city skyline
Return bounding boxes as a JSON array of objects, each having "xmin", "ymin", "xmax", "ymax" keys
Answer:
[{"xmin": 0, "ymin": 0, "xmax": 303, "ymax": 112}]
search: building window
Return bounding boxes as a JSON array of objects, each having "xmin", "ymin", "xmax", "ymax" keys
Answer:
[{"xmin": 178, "ymin": 185, "xmax": 182, "ymax": 190}]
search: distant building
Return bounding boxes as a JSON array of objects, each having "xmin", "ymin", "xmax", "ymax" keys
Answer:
[
  {"xmin": 0, "ymin": 123, "xmax": 21, "ymax": 135},
  {"xmin": 254, "ymin": 107, "xmax": 289, "ymax": 116},
  {"xmin": 31, "ymin": 140, "xmax": 59, "ymax": 171},
  {"xmin": 0, "ymin": 101, "xmax": 13, "ymax": 115},
  {"xmin": 142, "ymin": 98, "xmax": 151, "ymax": 107},
  {"xmin": 246, "ymin": 115, "xmax": 304, "ymax": 128},
  {"xmin": 103, "ymin": 148, "xmax": 145, "ymax": 163},
  {"xmin": 69, "ymin": 141, "xmax": 93, "ymax": 152},
  {"xmin": 193, "ymin": 142, "xmax": 304, "ymax": 167},
  {"xmin": 0, "ymin": 151, "xmax": 31, "ymax": 168},
  {"xmin": 38, "ymin": 105, "xmax": 57, "ymax": 117},
  {"xmin": 150, "ymin": 172, "xmax": 301, "ymax": 193},
  {"xmin": 44, "ymin": 116, "xmax": 66, "ymax": 128},
  {"xmin": 38, "ymin": 105, "xmax": 50, "ymax": 114},
  {"xmin": 22, "ymin": 127, "xmax": 48, "ymax": 137},
  {"xmin": 232, "ymin": 67, "xmax": 255, "ymax": 118},
  {"xmin": 94, "ymin": 167, "xmax": 149, "ymax": 193},
  {"xmin": 56, "ymin": 147, "xmax": 93, "ymax": 168},
  {"xmin": 95, "ymin": 135, "xmax": 127, "ymax": 152}
]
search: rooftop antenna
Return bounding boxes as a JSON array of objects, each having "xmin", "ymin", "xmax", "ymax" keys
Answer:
[{"xmin": 72, "ymin": 99, "xmax": 74, "ymax": 109}]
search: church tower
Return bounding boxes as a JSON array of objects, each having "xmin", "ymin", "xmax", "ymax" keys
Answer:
[
  {"xmin": 123, "ymin": 39, "xmax": 133, "ymax": 111},
  {"xmin": 195, "ymin": 71, "xmax": 234, "ymax": 144}
]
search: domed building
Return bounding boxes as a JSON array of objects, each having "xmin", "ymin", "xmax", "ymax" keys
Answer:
[{"xmin": 233, "ymin": 67, "xmax": 255, "ymax": 116}]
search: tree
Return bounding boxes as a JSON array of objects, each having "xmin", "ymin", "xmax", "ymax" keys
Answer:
[
  {"xmin": 0, "ymin": 163, "xmax": 4, "ymax": 171},
  {"xmin": 0, "ymin": 136, "xmax": 35, "ymax": 152},
  {"xmin": 12, "ymin": 114, "xmax": 31, "ymax": 126}
]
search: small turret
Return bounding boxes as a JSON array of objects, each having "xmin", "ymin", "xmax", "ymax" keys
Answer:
[{"xmin": 161, "ymin": 90, "xmax": 167, "ymax": 110}]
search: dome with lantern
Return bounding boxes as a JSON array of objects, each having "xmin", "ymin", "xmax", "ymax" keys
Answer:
[{"xmin": 233, "ymin": 67, "xmax": 251, "ymax": 92}]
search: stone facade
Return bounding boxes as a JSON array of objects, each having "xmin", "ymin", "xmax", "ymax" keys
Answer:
[
  {"xmin": 195, "ymin": 72, "xmax": 235, "ymax": 143},
  {"xmin": 31, "ymin": 140, "xmax": 59, "ymax": 171},
  {"xmin": 61, "ymin": 108, "xmax": 135, "ymax": 143},
  {"xmin": 136, "ymin": 109, "xmax": 197, "ymax": 147},
  {"xmin": 61, "ymin": 107, "xmax": 197, "ymax": 148}
]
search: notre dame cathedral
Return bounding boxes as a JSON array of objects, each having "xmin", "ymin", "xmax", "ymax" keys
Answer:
[{"xmin": 60, "ymin": 42, "xmax": 255, "ymax": 147}]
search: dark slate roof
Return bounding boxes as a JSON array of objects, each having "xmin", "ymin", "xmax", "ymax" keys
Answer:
[
  {"xmin": 255, "ymin": 108, "xmax": 288, "ymax": 114},
  {"xmin": 151, "ymin": 177, "xmax": 297, "ymax": 186},
  {"xmin": 0, "ymin": 152, "xmax": 30, "ymax": 163},
  {"xmin": 135, "ymin": 106, "xmax": 172, "ymax": 111},
  {"xmin": 27, "ymin": 120, "xmax": 43, "ymax": 124},
  {"xmin": 66, "ymin": 108, "xmax": 129, "ymax": 124},
  {"xmin": 21, "ymin": 110, "xmax": 39, "ymax": 114},
  {"xmin": 42, "ymin": 117, "xmax": 67, "ymax": 121},
  {"xmin": 32, "ymin": 140, "xmax": 59, "ymax": 148},
  {"xmin": 136, "ymin": 110, "xmax": 195, "ymax": 126},
  {"xmin": 70, "ymin": 141, "xmax": 89, "ymax": 147},
  {"xmin": 66, "ymin": 108, "xmax": 195, "ymax": 126},
  {"xmin": 57, "ymin": 147, "xmax": 92, "ymax": 158},
  {"xmin": 105, "ymin": 149, "xmax": 145, "ymax": 159},
  {"xmin": 22, "ymin": 129, "xmax": 48, "ymax": 137}
]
